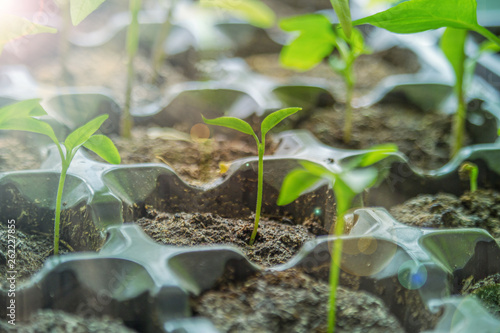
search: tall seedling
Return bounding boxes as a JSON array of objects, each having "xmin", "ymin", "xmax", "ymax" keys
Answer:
[
  {"xmin": 277, "ymin": 144, "xmax": 398, "ymax": 333},
  {"xmin": 122, "ymin": 0, "xmax": 141, "ymax": 138},
  {"xmin": 353, "ymin": 0, "xmax": 500, "ymax": 156},
  {"xmin": 0, "ymin": 99, "xmax": 120, "ymax": 255},
  {"xmin": 280, "ymin": 10, "xmax": 369, "ymax": 143},
  {"xmin": 203, "ymin": 107, "xmax": 301, "ymax": 245}
]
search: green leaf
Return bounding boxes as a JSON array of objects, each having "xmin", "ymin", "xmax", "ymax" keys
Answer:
[
  {"xmin": 70, "ymin": 0, "xmax": 106, "ymax": 26},
  {"xmin": 200, "ymin": 0, "xmax": 275, "ymax": 28},
  {"xmin": 83, "ymin": 135, "xmax": 121, "ymax": 164},
  {"xmin": 353, "ymin": 0, "xmax": 480, "ymax": 33},
  {"xmin": 280, "ymin": 14, "xmax": 337, "ymax": 71},
  {"xmin": 338, "ymin": 168, "xmax": 378, "ymax": 194},
  {"xmin": 330, "ymin": 0, "xmax": 352, "ymax": 38},
  {"xmin": 300, "ymin": 160, "xmax": 333, "ymax": 178},
  {"xmin": 0, "ymin": 117, "xmax": 58, "ymax": 144},
  {"xmin": 277, "ymin": 169, "xmax": 322, "ymax": 206},
  {"xmin": 202, "ymin": 114, "xmax": 256, "ymax": 137},
  {"xmin": 64, "ymin": 114, "xmax": 109, "ymax": 153},
  {"xmin": 0, "ymin": 99, "xmax": 46, "ymax": 123},
  {"xmin": 0, "ymin": 14, "xmax": 57, "ymax": 55},
  {"xmin": 0, "ymin": 99, "xmax": 58, "ymax": 143},
  {"xmin": 440, "ymin": 28, "xmax": 467, "ymax": 88},
  {"xmin": 358, "ymin": 143, "xmax": 398, "ymax": 167},
  {"xmin": 261, "ymin": 107, "xmax": 301, "ymax": 137}
]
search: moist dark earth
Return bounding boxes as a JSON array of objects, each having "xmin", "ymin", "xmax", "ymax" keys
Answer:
[
  {"xmin": 192, "ymin": 269, "xmax": 405, "ymax": 333},
  {"xmin": 136, "ymin": 208, "xmax": 328, "ymax": 267},
  {"xmin": 389, "ymin": 189, "xmax": 500, "ymax": 240},
  {"xmin": 0, "ymin": 310, "xmax": 136, "ymax": 333}
]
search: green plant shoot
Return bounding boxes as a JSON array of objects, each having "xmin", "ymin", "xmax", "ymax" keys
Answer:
[
  {"xmin": 440, "ymin": 28, "xmax": 468, "ymax": 157},
  {"xmin": 151, "ymin": 0, "xmax": 178, "ymax": 83},
  {"xmin": 459, "ymin": 161, "xmax": 478, "ymax": 192},
  {"xmin": 0, "ymin": 99, "xmax": 120, "ymax": 255},
  {"xmin": 329, "ymin": 0, "xmax": 352, "ymax": 38},
  {"xmin": 203, "ymin": 107, "xmax": 301, "ymax": 245},
  {"xmin": 277, "ymin": 143, "xmax": 398, "ymax": 333},
  {"xmin": 353, "ymin": 0, "xmax": 500, "ymax": 156},
  {"xmin": 280, "ymin": 14, "xmax": 369, "ymax": 143},
  {"xmin": 122, "ymin": 0, "xmax": 141, "ymax": 139}
]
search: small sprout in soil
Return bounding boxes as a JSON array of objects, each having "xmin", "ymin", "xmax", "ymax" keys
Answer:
[
  {"xmin": 280, "ymin": 11, "xmax": 369, "ymax": 143},
  {"xmin": 0, "ymin": 99, "xmax": 121, "ymax": 255},
  {"xmin": 202, "ymin": 107, "xmax": 301, "ymax": 245},
  {"xmin": 277, "ymin": 143, "xmax": 398, "ymax": 333},
  {"xmin": 459, "ymin": 161, "xmax": 478, "ymax": 192},
  {"xmin": 353, "ymin": 0, "xmax": 500, "ymax": 156}
]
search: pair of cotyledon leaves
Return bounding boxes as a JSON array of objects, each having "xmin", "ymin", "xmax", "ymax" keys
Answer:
[
  {"xmin": 281, "ymin": 0, "xmax": 499, "ymax": 72},
  {"xmin": 277, "ymin": 144, "xmax": 398, "ymax": 207},
  {"xmin": 0, "ymin": 99, "xmax": 120, "ymax": 166}
]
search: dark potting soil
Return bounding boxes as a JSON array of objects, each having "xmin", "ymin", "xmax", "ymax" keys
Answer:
[
  {"xmin": 104, "ymin": 127, "xmax": 279, "ymax": 185},
  {"xmin": 191, "ymin": 269, "xmax": 405, "ymax": 333},
  {"xmin": 0, "ymin": 223, "xmax": 69, "ymax": 289},
  {"xmin": 461, "ymin": 273, "xmax": 500, "ymax": 317},
  {"xmin": 299, "ymin": 103, "xmax": 464, "ymax": 170},
  {"xmin": 389, "ymin": 189, "xmax": 500, "ymax": 240},
  {"xmin": 0, "ymin": 136, "xmax": 41, "ymax": 172},
  {"xmin": 136, "ymin": 209, "xmax": 328, "ymax": 267},
  {"xmin": 0, "ymin": 310, "xmax": 136, "ymax": 333}
]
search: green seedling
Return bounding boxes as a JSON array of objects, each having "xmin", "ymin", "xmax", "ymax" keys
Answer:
[
  {"xmin": 0, "ymin": 99, "xmax": 120, "ymax": 255},
  {"xmin": 280, "ymin": 14, "xmax": 369, "ymax": 143},
  {"xmin": 352, "ymin": 0, "xmax": 500, "ymax": 156},
  {"xmin": 277, "ymin": 144, "xmax": 398, "ymax": 333},
  {"xmin": 122, "ymin": 0, "xmax": 141, "ymax": 139},
  {"xmin": 440, "ymin": 28, "xmax": 468, "ymax": 157},
  {"xmin": 459, "ymin": 161, "xmax": 478, "ymax": 192},
  {"xmin": 151, "ymin": 0, "xmax": 178, "ymax": 83},
  {"xmin": 440, "ymin": 29, "xmax": 500, "ymax": 157},
  {"xmin": 202, "ymin": 107, "xmax": 301, "ymax": 245}
]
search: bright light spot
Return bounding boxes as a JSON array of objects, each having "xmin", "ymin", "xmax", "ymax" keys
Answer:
[
  {"xmin": 398, "ymin": 261, "xmax": 427, "ymax": 290},
  {"xmin": 190, "ymin": 123, "xmax": 210, "ymax": 142},
  {"xmin": 314, "ymin": 207, "xmax": 322, "ymax": 216}
]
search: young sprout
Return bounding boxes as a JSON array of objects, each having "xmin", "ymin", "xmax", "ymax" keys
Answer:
[
  {"xmin": 352, "ymin": 0, "xmax": 500, "ymax": 156},
  {"xmin": 203, "ymin": 107, "xmax": 301, "ymax": 245},
  {"xmin": 122, "ymin": 0, "xmax": 141, "ymax": 139},
  {"xmin": 277, "ymin": 143, "xmax": 398, "ymax": 333},
  {"xmin": 0, "ymin": 99, "xmax": 120, "ymax": 255},
  {"xmin": 280, "ymin": 13, "xmax": 369, "ymax": 143},
  {"xmin": 440, "ymin": 28, "xmax": 467, "ymax": 157},
  {"xmin": 459, "ymin": 161, "xmax": 478, "ymax": 192},
  {"xmin": 151, "ymin": 0, "xmax": 178, "ymax": 83}
]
